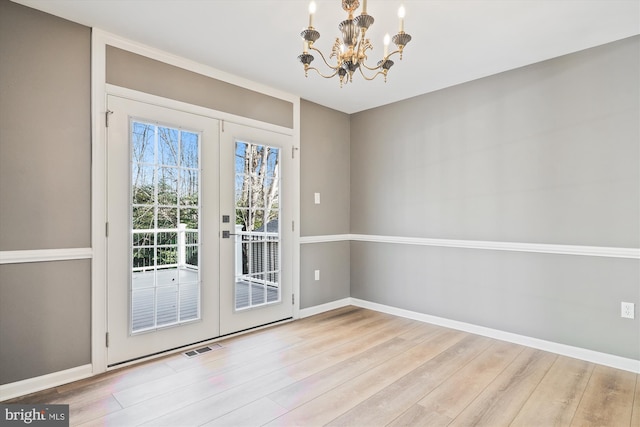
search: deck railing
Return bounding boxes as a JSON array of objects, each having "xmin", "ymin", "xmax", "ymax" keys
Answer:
[
  {"xmin": 132, "ymin": 224, "xmax": 199, "ymax": 273},
  {"xmin": 232, "ymin": 224, "xmax": 279, "ymax": 286},
  {"xmin": 131, "ymin": 224, "xmax": 278, "ymax": 283}
]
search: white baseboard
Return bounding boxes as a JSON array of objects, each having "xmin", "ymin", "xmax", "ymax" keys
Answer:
[
  {"xmin": 299, "ymin": 298, "xmax": 352, "ymax": 318},
  {"xmin": 0, "ymin": 364, "xmax": 93, "ymax": 402},
  {"xmin": 350, "ymin": 298, "xmax": 640, "ymax": 374}
]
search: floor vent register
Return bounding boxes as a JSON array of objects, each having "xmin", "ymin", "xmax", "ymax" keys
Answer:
[{"xmin": 183, "ymin": 344, "xmax": 221, "ymax": 358}]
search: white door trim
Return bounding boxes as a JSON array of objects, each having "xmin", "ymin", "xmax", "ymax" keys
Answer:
[{"xmin": 92, "ymin": 28, "xmax": 300, "ymax": 375}]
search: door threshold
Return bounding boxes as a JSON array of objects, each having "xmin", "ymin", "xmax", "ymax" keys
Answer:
[{"xmin": 106, "ymin": 317, "xmax": 295, "ymax": 371}]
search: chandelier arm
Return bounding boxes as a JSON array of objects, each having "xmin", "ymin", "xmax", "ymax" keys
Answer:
[
  {"xmin": 309, "ymin": 45, "xmax": 341, "ymax": 70},
  {"xmin": 306, "ymin": 66, "xmax": 341, "ymax": 79},
  {"xmin": 357, "ymin": 66, "xmax": 386, "ymax": 81},
  {"xmin": 361, "ymin": 60, "xmax": 382, "ymax": 71},
  {"xmin": 385, "ymin": 49, "xmax": 403, "ymax": 59},
  {"xmin": 359, "ymin": 45, "xmax": 403, "ymax": 72}
]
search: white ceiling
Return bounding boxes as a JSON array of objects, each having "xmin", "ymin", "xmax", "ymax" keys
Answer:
[{"xmin": 12, "ymin": 0, "xmax": 640, "ymax": 114}]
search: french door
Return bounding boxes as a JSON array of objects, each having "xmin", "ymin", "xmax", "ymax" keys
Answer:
[
  {"xmin": 219, "ymin": 122, "xmax": 294, "ymax": 335},
  {"xmin": 106, "ymin": 95, "xmax": 293, "ymax": 366},
  {"xmin": 106, "ymin": 96, "xmax": 219, "ymax": 365}
]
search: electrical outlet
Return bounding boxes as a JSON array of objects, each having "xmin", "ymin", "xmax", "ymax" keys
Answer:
[
  {"xmin": 314, "ymin": 270, "xmax": 320, "ymax": 281},
  {"xmin": 621, "ymin": 302, "xmax": 635, "ymax": 319},
  {"xmin": 314, "ymin": 192, "xmax": 321, "ymax": 204}
]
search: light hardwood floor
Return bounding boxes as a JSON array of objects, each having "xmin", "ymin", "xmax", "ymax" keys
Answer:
[{"xmin": 5, "ymin": 306, "xmax": 640, "ymax": 426}]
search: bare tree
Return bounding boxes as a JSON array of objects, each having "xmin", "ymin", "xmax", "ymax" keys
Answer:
[
  {"xmin": 235, "ymin": 143, "xmax": 280, "ymax": 276},
  {"xmin": 236, "ymin": 144, "xmax": 279, "ymax": 232}
]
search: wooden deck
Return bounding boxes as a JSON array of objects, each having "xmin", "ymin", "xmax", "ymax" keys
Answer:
[
  {"xmin": 131, "ymin": 268, "xmax": 279, "ymax": 331},
  {"xmin": 5, "ymin": 306, "xmax": 639, "ymax": 426},
  {"xmin": 131, "ymin": 268, "xmax": 200, "ymax": 331},
  {"xmin": 235, "ymin": 281, "xmax": 280, "ymax": 309}
]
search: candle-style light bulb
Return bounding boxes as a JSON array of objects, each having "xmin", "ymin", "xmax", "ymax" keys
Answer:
[
  {"xmin": 362, "ymin": 0, "xmax": 367, "ymax": 14},
  {"xmin": 383, "ymin": 33, "xmax": 390, "ymax": 57},
  {"xmin": 309, "ymin": 1, "xmax": 317, "ymax": 28},
  {"xmin": 303, "ymin": 40, "xmax": 309, "ymax": 53},
  {"xmin": 398, "ymin": 5, "xmax": 406, "ymax": 32}
]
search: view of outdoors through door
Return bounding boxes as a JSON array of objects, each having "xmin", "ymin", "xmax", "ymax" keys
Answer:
[
  {"xmin": 130, "ymin": 121, "xmax": 201, "ymax": 333},
  {"xmin": 234, "ymin": 141, "xmax": 281, "ymax": 310},
  {"xmin": 107, "ymin": 95, "xmax": 219, "ymax": 366},
  {"xmin": 108, "ymin": 96, "xmax": 291, "ymax": 363}
]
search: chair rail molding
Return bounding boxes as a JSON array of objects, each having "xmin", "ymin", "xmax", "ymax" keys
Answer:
[
  {"xmin": 0, "ymin": 248, "xmax": 93, "ymax": 264},
  {"xmin": 300, "ymin": 233, "xmax": 640, "ymax": 259}
]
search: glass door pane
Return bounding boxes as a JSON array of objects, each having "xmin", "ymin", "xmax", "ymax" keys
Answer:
[
  {"xmin": 234, "ymin": 141, "xmax": 281, "ymax": 310},
  {"xmin": 131, "ymin": 122, "xmax": 201, "ymax": 333},
  {"xmin": 107, "ymin": 95, "xmax": 220, "ymax": 366}
]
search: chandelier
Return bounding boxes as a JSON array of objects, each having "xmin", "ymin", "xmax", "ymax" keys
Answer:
[{"xmin": 298, "ymin": 0, "xmax": 411, "ymax": 87}]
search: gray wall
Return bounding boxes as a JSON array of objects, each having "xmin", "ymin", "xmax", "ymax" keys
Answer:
[
  {"xmin": 350, "ymin": 36, "xmax": 640, "ymax": 360},
  {"xmin": 106, "ymin": 46, "xmax": 294, "ymax": 129},
  {"xmin": 0, "ymin": 0, "xmax": 92, "ymax": 385},
  {"xmin": 0, "ymin": 261, "xmax": 91, "ymax": 385},
  {"xmin": 300, "ymin": 100, "xmax": 351, "ymax": 308},
  {"xmin": 301, "ymin": 242, "xmax": 350, "ymax": 309},
  {"xmin": 351, "ymin": 37, "xmax": 639, "ymax": 246},
  {"xmin": 0, "ymin": 0, "xmax": 91, "ymax": 250}
]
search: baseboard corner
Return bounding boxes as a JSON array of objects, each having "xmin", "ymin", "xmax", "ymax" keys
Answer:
[
  {"xmin": 0, "ymin": 364, "xmax": 93, "ymax": 402},
  {"xmin": 299, "ymin": 297, "xmax": 353, "ymax": 318}
]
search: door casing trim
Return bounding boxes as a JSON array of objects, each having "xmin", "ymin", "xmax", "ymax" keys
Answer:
[{"xmin": 92, "ymin": 28, "xmax": 301, "ymax": 375}]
